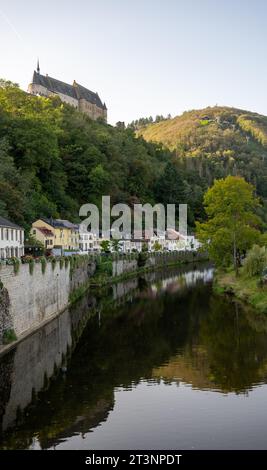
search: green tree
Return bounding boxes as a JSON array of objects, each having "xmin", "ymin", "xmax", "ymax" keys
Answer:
[
  {"xmin": 196, "ymin": 176, "xmax": 261, "ymax": 272},
  {"xmin": 243, "ymin": 245, "xmax": 267, "ymax": 277},
  {"xmin": 24, "ymin": 234, "xmax": 45, "ymax": 255},
  {"xmin": 100, "ymin": 240, "xmax": 111, "ymax": 253},
  {"xmin": 153, "ymin": 241, "xmax": 162, "ymax": 251}
]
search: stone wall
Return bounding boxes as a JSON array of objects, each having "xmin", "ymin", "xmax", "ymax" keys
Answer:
[
  {"xmin": 112, "ymin": 259, "xmax": 138, "ymax": 277},
  {"xmin": 0, "ymin": 263, "xmax": 70, "ymax": 342}
]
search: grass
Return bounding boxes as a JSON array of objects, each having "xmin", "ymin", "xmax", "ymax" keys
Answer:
[{"xmin": 215, "ymin": 268, "xmax": 267, "ymax": 314}]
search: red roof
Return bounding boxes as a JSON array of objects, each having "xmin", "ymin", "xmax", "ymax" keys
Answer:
[{"xmin": 36, "ymin": 227, "xmax": 54, "ymax": 237}]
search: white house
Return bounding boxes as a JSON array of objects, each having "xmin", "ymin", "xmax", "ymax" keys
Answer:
[
  {"xmin": 165, "ymin": 229, "xmax": 201, "ymax": 252},
  {"xmin": 0, "ymin": 216, "xmax": 24, "ymax": 259},
  {"xmin": 79, "ymin": 226, "xmax": 101, "ymax": 253},
  {"xmin": 186, "ymin": 235, "xmax": 201, "ymax": 251}
]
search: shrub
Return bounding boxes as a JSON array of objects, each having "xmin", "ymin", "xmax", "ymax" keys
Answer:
[
  {"xmin": 3, "ymin": 328, "xmax": 17, "ymax": 344},
  {"xmin": 29, "ymin": 258, "xmax": 35, "ymax": 275},
  {"xmin": 40, "ymin": 256, "xmax": 47, "ymax": 274},
  {"xmin": 96, "ymin": 258, "xmax": 113, "ymax": 276},
  {"xmin": 137, "ymin": 252, "xmax": 148, "ymax": 268},
  {"xmin": 9, "ymin": 257, "xmax": 20, "ymax": 275},
  {"xmin": 51, "ymin": 257, "xmax": 57, "ymax": 271},
  {"xmin": 243, "ymin": 245, "xmax": 267, "ymax": 277}
]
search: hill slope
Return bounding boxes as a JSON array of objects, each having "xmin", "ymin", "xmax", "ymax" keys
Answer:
[
  {"xmin": 138, "ymin": 107, "xmax": 267, "ymax": 213},
  {"xmin": 137, "ymin": 106, "xmax": 267, "ymax": 151},
  {"xmin": 2, "ymin": 84, "xmax": 267, "ymax": 232},
  {"xmin": 0, "ymin": 81, "xmax": 172, "ymax": 230}
]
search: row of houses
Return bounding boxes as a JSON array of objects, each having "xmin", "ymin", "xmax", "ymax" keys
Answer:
[
  {"xmin": 31, "ymin": 219, "xmax": 200, "ymax": 253},
  {"xmin": 0, "ymin": 216, "xmax": 200, "ymax": 260}
]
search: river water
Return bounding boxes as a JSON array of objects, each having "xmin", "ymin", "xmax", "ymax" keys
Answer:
[{"xmin": 1, "ymin": 263, "xmax": 267, "ymax": 450}]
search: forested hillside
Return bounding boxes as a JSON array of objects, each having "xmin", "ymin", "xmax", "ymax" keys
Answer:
[
  {"xmin": 1, "ymin": 81, "xmax": 267, "ymax": 232},
  {"xmin": 138, "ymin": 107, "xmax": 267, "ymax": 223},
  {"xmin": 0, "ymin": 81, "xmax": 175, "ymax": 230}
]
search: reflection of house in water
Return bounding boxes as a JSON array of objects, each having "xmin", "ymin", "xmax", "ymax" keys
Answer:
[{"xmin": 149, "ymin": 267, "xmax": 214, "ymax": 295}]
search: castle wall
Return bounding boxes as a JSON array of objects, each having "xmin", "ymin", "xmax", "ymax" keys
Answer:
[
  {"xmin": 28, "ymin": 83, "xmax": 49, "ymax": 97},
  {"xmin": 51, "ymin": 92, "xmax": 79, "ymax": 108},
  {"xmin": 28, "ymin": 82, "xmax": 106, "ymax": 121},
  {"xmin": 79, "ymin": 99, "xmax": 106, "ymax": 121}
]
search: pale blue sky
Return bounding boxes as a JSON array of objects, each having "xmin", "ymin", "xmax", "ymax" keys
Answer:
[{"xmin": 1, "ymin": 0, "xmax": 267, "ymax": 124}]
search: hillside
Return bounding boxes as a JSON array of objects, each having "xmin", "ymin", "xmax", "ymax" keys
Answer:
[
  {"xmin": 137, "ymin": 107, "xmax": 267, "ymax": 221},
  {"xmin": 0, "ymin": 80, "xmax": 173, "ymax": 230},
  {"xmin": 137, "ymin": 106, "xmax": 267, "ymax": 151},
  {"xmin": 2, "ymin": 83, "xmax": 267, "ymax": 232}
]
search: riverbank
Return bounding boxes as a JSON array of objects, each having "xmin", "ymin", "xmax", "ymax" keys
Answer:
[
  {"xmin": 214, "ymin": 269, "xmax": 267, "ymax": 314},
  {"xmin": 87, "ymin": 251, "xmax": 208, "ymax": 288}
]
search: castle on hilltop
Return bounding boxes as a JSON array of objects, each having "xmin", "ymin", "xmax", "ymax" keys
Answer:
[{"xmin": 28, "ymin": 61, "xmax": 107, "ymax": 122}]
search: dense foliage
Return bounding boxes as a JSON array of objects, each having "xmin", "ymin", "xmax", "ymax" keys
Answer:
[
  {"xmin": 138, "ymin": 106, "xmax": 267, "ymax": 224},
  {"xmin": 2, "ymin": 81, "xmax": 267, "ymax": 234},
  {"xmin": 127, "ymin": 114, "xmax": 171, "ymax": 130},
  {"xmin": 243, "ymin": 244, "xmax": 267, "ymax": 277},
  {"xmin": 196, "ymin": 176, "xmax": 261, "ymax": 269},
  {"xmin": 0, "ymin": 81, "xmax": 178, "ymax": 230}
]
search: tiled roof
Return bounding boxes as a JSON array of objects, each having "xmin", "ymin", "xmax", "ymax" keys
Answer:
[
  {"xmin": 0, "ymin": 216, "xmax": 22, "ymax": 230},
  {"xmin": 42, "ymin": 218, "xmax": 77, "ymax": 230},
  {"xmin": 32, "ymin": 71, "xmax": 106, "ymax": 110}
]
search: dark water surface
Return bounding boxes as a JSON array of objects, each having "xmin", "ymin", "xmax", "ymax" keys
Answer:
[{"xmin": 1, "ymin": 264, "xmax": 267, "ymax": 450}]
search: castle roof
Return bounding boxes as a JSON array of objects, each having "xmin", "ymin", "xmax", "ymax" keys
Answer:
[{"xmin": 32, "ymin": 71, "xmax": 106, "ymax": 110}]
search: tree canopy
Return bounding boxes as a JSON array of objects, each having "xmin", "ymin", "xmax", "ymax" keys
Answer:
[{"xmin": 196, "ymin": 176, "xmax": 261, "ymax": 268}]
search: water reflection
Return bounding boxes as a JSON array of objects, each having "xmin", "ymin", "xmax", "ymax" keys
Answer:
[{"xmin": 1, "ymin": 263, "xmax": 267, "ymax": 449}]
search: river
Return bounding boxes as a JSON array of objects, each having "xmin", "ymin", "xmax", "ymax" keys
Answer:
[{"xmin": 1, "ymin": 263, "xmax": 267, "ymax": 450}]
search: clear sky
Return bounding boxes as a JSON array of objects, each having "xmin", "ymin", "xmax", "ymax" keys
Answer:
[{"xmin": 1, "ymin": 0, "xmax": 267, "ymax": 124}]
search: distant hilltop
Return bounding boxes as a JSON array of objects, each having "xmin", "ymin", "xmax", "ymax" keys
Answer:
[
  {"xmin": 137, "ymin": 106, "xmax": 267, "ymax": 151},
  {"xmin": 28, "ymin": 60, "xmax": 107, "ymax": 122}
]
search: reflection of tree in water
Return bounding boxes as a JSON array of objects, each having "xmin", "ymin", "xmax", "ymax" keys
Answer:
[
  {"xmin": 153, "ymin": 294, "xmax": 267, "ymax": 394},
  {"xmin": 198, "ymin": 296, "xmax": 267, "ymax": 393}
]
